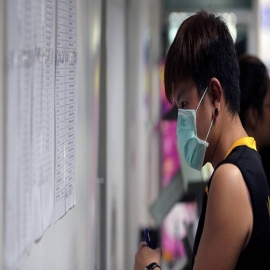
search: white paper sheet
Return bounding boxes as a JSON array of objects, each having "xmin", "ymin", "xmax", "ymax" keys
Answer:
[
  {"xmin": 31, "ymin": 0, "xmax": 44, "ymax": 241},
  {"xmin": 5, "ymin": 0, "xmax": 35, "ymax": 268},
  {"xmin": 65, "ymin": 0, "xmax": 77, "ymax": 211},
  {"xmin": 5, "ymin": 0, "xmax": 77, "ymax": 267},
  {"xmin": 55, "ymin": 0, "xmax": 77, "ymax": 221},
  {"xmin": 5, "ymin": 3, "xmax": 20, "ymax": 270},
  {"xmin": 18, "ymin": 0, "xmax": 34, "ymax": 261},
  {"xmin": 41, "ymin": 0, "xmax": 56, "ymax": 232},
  {"xmin": 55, "ymin": 0, "xmax": 68, "ymax": 220}
]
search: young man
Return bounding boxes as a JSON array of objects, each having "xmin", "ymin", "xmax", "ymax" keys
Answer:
[{"xmin": 134, "ymin": 11, "xmax": 270, "ymax": 270}]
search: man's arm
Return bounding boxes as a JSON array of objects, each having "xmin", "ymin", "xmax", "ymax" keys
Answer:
[{"xmin": 193, "ymin": 163, "xmax": 253, "ymax": 270}]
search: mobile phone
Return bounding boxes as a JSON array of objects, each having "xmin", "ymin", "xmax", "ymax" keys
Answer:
[{"xmin": 144, "ymin": 228, "xmax": 152, "ymax": 248}]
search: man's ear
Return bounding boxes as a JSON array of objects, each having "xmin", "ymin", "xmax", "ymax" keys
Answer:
[
  {"xmin": 246, "ymin": 106, "xmax": 259, "ymax": 129},
  {"xmin": 209, "ymin": 77, "xmax": 222, "ymax": 110}
]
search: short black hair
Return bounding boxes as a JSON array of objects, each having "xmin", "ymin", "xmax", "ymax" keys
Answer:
[
  {"xmin": 164, "ymin": 10, "xmax": 240, "ymax": 114},
  {"xmin": 238, "ymin": 54, "xmax": 269, "ymax": 127}
]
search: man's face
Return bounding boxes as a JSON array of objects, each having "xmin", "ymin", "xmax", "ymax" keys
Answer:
[{"xmin": 173, "ymin": 78, "xmax": 214, "ymax": 166}]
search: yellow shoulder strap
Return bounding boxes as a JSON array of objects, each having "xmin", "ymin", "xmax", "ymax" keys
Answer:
[
  {"xmin": 205, "ymin": 137, "xmax": 257, "ymax": 197},
  {"xmin": 224, "ymin": 137, "xmax": 257, "ymax": 159}
]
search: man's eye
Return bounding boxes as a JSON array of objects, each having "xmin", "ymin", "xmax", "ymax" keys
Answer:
[{"xmin": 181, "ymin": 101, "xmax": 187, "ymax": 108}]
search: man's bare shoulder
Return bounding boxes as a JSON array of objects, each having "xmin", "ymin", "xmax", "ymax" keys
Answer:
[{"xmin": 193, "ymin": 163, "xmax": 253, "ymax": 270}]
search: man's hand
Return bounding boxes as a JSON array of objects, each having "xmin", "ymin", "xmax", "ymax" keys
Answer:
[{"xmin": 134, "ymin": 242, "xmax": 162, "ymax": 270}]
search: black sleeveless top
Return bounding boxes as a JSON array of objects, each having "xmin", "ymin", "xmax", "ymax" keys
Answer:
[{"xmin": 192, "ymin": 146, "xmax": 270, "ymax": 269}]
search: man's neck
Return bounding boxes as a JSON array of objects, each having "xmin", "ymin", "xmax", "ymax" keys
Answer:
[{"xmin": 212, "ymin": 115, "xmax": 248, "ymax": 168}]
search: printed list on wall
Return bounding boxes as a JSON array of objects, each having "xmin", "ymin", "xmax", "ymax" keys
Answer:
[
  {"xmin": 55, "ymin": 0, "xmax": 77, "ymax": 221},
  {"xmin": 4, "ymin": 0, "xmax": 77, "ymax": 269}
]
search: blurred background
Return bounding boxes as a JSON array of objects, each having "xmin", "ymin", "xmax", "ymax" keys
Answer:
[{"xmin": 1, "ymin": 0, "xmax": 270, "ymax": 270}]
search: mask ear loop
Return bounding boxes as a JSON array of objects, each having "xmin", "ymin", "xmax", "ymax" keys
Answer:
[
  {"xmin": 205, "ymin": 117, "xmax": 214, "ymax": 141},
  {"xmin": 195, "ymin": 86, "xmax": 213, "ymax": 141},
  {"xmin": 195, "ymin": 87, "xmax": 208, "ymax": 113},
  {"xmin": 203, "ymin": 87, "xmax": 223, "ymax": 141},
  {"xmin": 205, "ymin": 107, "xmax": 219, "ymax": 141}
]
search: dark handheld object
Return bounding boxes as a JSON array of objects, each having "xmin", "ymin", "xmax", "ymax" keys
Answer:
[{"xmin": 144, "ymin": 228, "xmax": 152, "ymax": 248}]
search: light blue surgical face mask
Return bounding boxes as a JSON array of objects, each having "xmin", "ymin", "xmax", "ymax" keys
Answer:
[{"xmin": 177, "ymin": 87, "xmax": 214, "ymax": 171}]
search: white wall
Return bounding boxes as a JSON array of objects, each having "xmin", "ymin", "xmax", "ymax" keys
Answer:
[
  {"xmin": 125, "ymin": 0, "xmax": 161, "ymax": 268},
  {"xmin": 2, "ymin": 0, "xmax": 102, "ymax": 269},
  {"xmin": 148, "ymin": 0, "xmax": 162, "ymax": 225},
  {"xmin": 106, "ymin": 0, "xmax": 126, "ymax": 269},
  {"xmin": 103, "ymin": 1, "xmax": 162, "ymax": 269},
  {"xmin": 125, "ymin": 1, "xmax": 148, "ymax": 267},
  {"xmin": 0, "ymin": 0, "xmax": 4, "ymax": 268}
]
